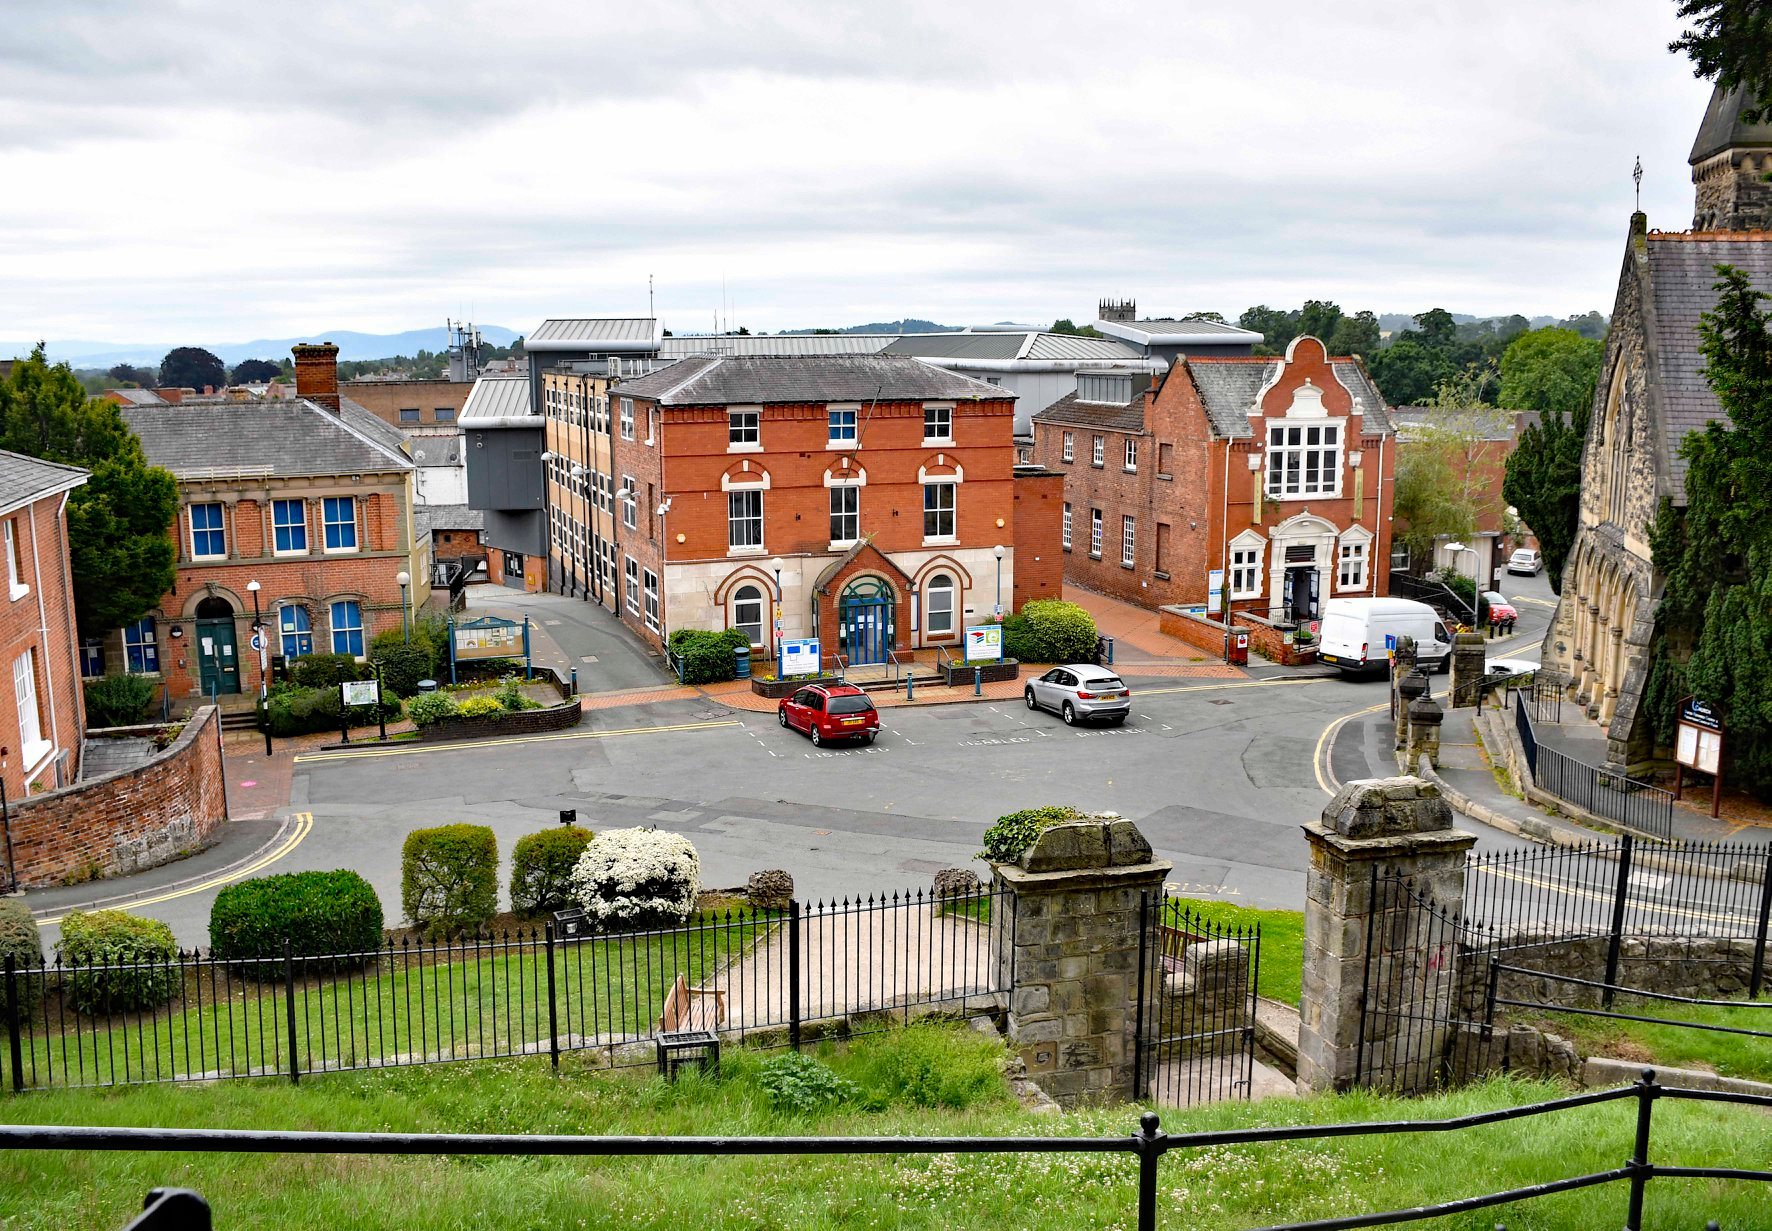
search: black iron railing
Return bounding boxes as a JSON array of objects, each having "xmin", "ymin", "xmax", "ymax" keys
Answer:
[
  {"xmin": 1511, "ymin": 693, "xmax": 1672, "ymax": 839},
  {"xmin": 11, "ymin": 1074, "xmax": 1769, "ymax": 1231},
  {"xmin": 1, "ymin": 887, "xmax": 1007, "ymax": 1094}
]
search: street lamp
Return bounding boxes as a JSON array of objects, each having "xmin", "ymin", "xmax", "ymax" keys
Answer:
[
  {"xmin": 770, "ymin": 556, "xmax": 784, "ymax": 678},
  {"xmin": 992, "ymin": 544, "xmax": 1005, "ymax": 618},
  {"xmin": 396, "ymin": 570, "xmax": 412, "ymax": 644},
  {"xmin": 246, "ymin": 580, "xmax": 271, "ymax": 756}
]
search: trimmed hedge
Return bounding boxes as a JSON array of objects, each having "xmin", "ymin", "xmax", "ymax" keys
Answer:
[
  {"xmin": 83, "ymin": 673, "xmax": 157, "ymax": 728},
  {"xmin": 0, "ymin": 899, "xmax": 43, "ymax": 1017},
  {"xmin": 288, "ymin": 653, "xmax": 365, "ymax": 690},
  {"xmin": 668, "ymin": 627, "xmax": 752, "ymax": 685},
  {"xmin": 401, "ymin": 824, "xmax": 498, "ymax": 938},
  {"xmin": 369, "ymin": 642, "xmax": 434, "ymax": 697},
  {"xmin": 999, "ymin": 600, "xmax": 1098, "ymax": 665},
  {"xmin": 56, "ymin": 910, "xmax": 179, "ymax": 1015},
  {"xmin": 208, "ymin": 870, "xmax": 384, "ymax": 975},
  {"xmin": 509, "ymin": 826, "xmax": 594, "ymax": 918},
  {"xmin": 265, "ymin": 684, "xmax": 402, "ymax": 737}
]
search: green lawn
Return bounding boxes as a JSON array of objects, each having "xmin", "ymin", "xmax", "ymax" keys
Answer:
[
  {"xmin": 0, "ymin": 1025, "xmax": 1768, "ymax": 1230},
  {"xmin": 8, "ymin": 913, "xmax": 778, "ymax": 1089},
  {"xmin": 1167, "ymin": 898, "xmax": 1305, "ymax": 1006},
  {"xmin": 1527, "ymin": 997, "xmax": 1772, "ymax": 1084}
]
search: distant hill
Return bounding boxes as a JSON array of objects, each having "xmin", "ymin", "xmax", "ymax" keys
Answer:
[
  {"xmin": 777, "ymin": 319, "xmax": 962, "ymax": 336},
  {"xmin": 8, "ymin": 325, "xmax": 523, "ymax": 369}
]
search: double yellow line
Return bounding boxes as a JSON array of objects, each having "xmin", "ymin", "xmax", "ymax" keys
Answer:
[
  {"xmin": 35, "ymin": 812, "xmax": 315, "ymax": 927},
  {"xmin": 1313, "ymin": 702, "xmax": 1390, "ymax": 796},
  {"xmin": 293, "ymin": 718, "xmax": 741, "ymax": 763}
]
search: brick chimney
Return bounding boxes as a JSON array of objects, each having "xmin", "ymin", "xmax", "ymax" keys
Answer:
[{"xmin": 292, "ymin": 342, "xmax": 341, "ymax": 411}]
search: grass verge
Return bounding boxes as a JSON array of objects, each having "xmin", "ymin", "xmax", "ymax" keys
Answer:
[
  {"xmin": 1527, "ymin": 998, "xmax": 1772, "ymax": 1084},
  {"xmin": 1168, "ymin": 898, "xmax": 1304, "ymax": 1006}
]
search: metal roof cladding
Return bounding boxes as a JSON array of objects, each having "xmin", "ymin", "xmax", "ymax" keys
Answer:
[{"xmin": 525, "ymin": 318, "xmax": 662, "ymax": 352}]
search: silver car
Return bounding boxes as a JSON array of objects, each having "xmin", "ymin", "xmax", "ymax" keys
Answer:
[{"xmin": 1025, "ymin": 663, "xmax": 1131, "ymax": 726}]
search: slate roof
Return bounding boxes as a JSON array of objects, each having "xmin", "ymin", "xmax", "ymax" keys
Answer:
[
  {"xmin": 0, "ymin": 449, "xmax": 88, "ymax": 514},
  {"xmin": 1689, "ymin": 83, "xmax": 1772, "ymax": 164},
  {"xmin": 527, "ymin": 318, "xmax": 660, "ymax": 351},
  {"xmin": 1184, "ymin": 357, "xmax": 1394, "ymax": 439},
  {"xmin": 881, "ymin": 333, "xmax": 1029, "ymax": 361},
  {"xmin": 415, "ymin": 504, "xmax": 485, "ymax": 535},
  {"xmin": 122, "ymin": 399, "xmax": 411, "ymax": 479},
  {"xmin": 1645, "ymin": 232, "xmax": 1772, "ymax": 491},
  {"xmin": 1033, "ymin": 389, "xmax": 1145, "ymax": 433},
  {"xmin": 108, "ymin": 387, "xmax": 167, "ymax": 406},
  {"xmin": 614, "ymin": 355, "xmax": 1015, "ymax": 405}
]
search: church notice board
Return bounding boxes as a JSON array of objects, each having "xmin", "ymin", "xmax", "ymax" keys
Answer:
[{"xmin": 1673, "ymin": 695, "xmax": 1725, "ymax": 817}]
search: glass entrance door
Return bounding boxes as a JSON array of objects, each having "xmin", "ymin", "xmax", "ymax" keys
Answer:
[{"xmin": 838, "ymin": 577, "xmax": 894, "ymax": 666}]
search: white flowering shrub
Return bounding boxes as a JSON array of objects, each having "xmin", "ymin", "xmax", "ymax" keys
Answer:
[{"xmin": 569, "ymin": 827, "xmax": 702, "ymax": 932}]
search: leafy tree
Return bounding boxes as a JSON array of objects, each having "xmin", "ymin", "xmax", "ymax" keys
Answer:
[
  {"xmin": 1501, "ymin": 404, "xmax": 1589, "ymax": 592},
  {"xmin": 1671, "ymin": 0, "xmax": 1772, "ymax": 122},
  {"xmin": 1049, "ymin": 319, "xmax": 1104, "ymax": 338},
  {"xmin": 0, "ymin": 346, "xmax": 178, "ymax": 636},
  {"xmin": 1294, "ymin": 300, "xmax": 1345, "ymax": 346},
  {"xmin": 1238, "ymin": 305, "xmax": 1296, "ymax": 355},
  {"xmin": 1412, "ymin": 308, "xmax": 1459, "ymax": 349},
  {"xmin": 1185, "ymin": 311, "xmax": 1226, "ymax": 323},
  {"xmin": 1558, "ymin": 311, "xmax": 1610, "ymax": 341},
  {"xmin": 1498, "ymin": 327, "xmax": 1604, "ymax": 416},
  {"xmin": 229, "ymin": 358, "xmax": 282, "ymax": 383},
  {"xmin": 1329, "ymin": 310, "xmax": 1381, "ymax": 358},
  {"xmin": 1648, "ymin": 263, "xmax": 1772, "ymax": 795},
  {"xmin": 105, "ymin": 364, "xmax": 156, "ymax": 388},
  {"xmin": 1391, "ymin": 424, "xmax": 1478, "ymax": 575},
  {"xmin": 157, "ymin": 346, "xmax": 226, "ymax": 390},
  {"xmin": 1368, "ymin": 337, "xmax": 1456, "ymax": 406}
]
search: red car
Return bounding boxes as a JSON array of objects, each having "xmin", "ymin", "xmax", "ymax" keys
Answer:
[
  {"xmin": 1481, "ymin": 591, "xmax": 1518, "ymax": 624},
  {"xmin": 778, "ymin": 683, "xmax": 880, "ymax": 746}
]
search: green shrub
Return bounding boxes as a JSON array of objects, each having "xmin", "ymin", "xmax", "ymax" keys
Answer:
[
  {"xmin": 208, "ymin": 870, "xmax": 384, "ymax": 975},
  {"xmin": 265, "ymin": 684, "xmax": 401, "ymax": 737},
  {"xmin": 405, "ymin": 692, "xmax": 460, "ymax": 727},
  {"xmin": 848, "ymin": 1022, "xmax": 1006, "ymax": 1110},
  {"xmin": 1000, "ymin": 599, "xmax": 1097, "ymax": 664},
  {"xmin": 1438, "ymin": 570, "xmax": 1478, "ymax": 611},
  {"xmin": 0, "ymin": 899, "xmax": 44, "ymax": 1018},
  {"xmin": 455, "ymin": 695, "xmax": 504, "ymax": 718},
  {"xmin": 509, "ymin": 826, "xmax": 594, "ymax": 918},
  {"xmin": 758, "ymin": 1051, "xmax": 859, "ymax": 1115},
  {"xmin": 978, "ymin": 805, "xmax": 1089, "ymax": 863},
  {"xmin": 401, "ymin": 824, "xmax": 499, "ymax": 938},
  {"xmin": 56, "ymin": 910, "xmax": 179, "ymax": 1015},
  {"xmin": 82, "ymin": 674, "xmax": 157, "ymax": 728},
  {"xmin": 669, "ymin": 628, "xmax": 752, "ymax": 685},
  {"xmin": 369, "ymin": 642, "xmax": 435, "ymax": 697},
  {"xmin": 288, "ymin": 652, "xmax": 365, "ymax": 690},
  {"xmin": 495, "ymin": 678, "xmax": 540, "ymax": 712}
]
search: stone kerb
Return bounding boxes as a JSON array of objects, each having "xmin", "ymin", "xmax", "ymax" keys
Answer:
[
  {"xmin": 990, "ymin": 818, "xmax": 1171, "ymax": 1108},
  {"xmin": 1297, "ymin": 778, "xmax": 1476, "ymax": 1095}
]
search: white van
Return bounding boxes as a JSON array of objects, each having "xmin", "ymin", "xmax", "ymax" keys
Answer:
[{"xmin": 1318, "ymin": 598, "xmax": 1452, "ymax": 675}]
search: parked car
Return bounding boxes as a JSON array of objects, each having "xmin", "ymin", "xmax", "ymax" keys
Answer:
[
  {"xmin": 1506, "ymin": 548, "xmax": 1542, "ymax": 576},
  {"xmin": 1024, "ymin": 664, "xmax": 1131, "ymax": 725},
  {"xmin": 778, "ymin": 683, "xmax": 879, "ymax": 746},
  {"xmin": 1318, "ymin": 598, "xmax": 1452, "ymax": 674},
  {"xmin": 1481, "ymin": 591, "xmax": 1518, "ymax": 624}
]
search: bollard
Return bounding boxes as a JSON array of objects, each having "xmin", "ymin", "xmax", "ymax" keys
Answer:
[
  {"xmin": 569, "ymin": 667, "xmax": 578, "ymax": 696},
  {"xmin": 906, "ymin": 672, "xmax": 914, "ymax": 700},
  {"xmin": 974, "ymin": 666, "xmax": 982, "ymax": 696}
]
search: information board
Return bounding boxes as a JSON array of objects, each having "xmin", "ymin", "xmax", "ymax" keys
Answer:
[
  {"xmin": 1207, "ymin": 569, "xmax": 1224, "ymax": 615},
  {"xmin": 964, "ymin": 625, "xmax": 1003, "ymax": 661},
  {"xmin": 780, "ymin": 638, "xmax": 821, "ymax": 677},
  {"xmin": 341, "ymin": 680, "xmax": 380, "ymax": 708},
  {"xmin": 454, "ymin": 616, "xmax": 522, "ymax": 660}
]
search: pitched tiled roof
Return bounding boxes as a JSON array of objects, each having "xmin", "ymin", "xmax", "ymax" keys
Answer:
[
  {"xmin": 1033, "ymin": 389, "xmax": 1144, "ymax": 433},
  {"xmin": 0, "ymin": 449, "xmax": 88, "ymax": 514},
  {"xmin": 122, "ymin": 399, "xmax": 412, "ymax": 479},
  {"xmin": 613, "ymin": 355, "xmax": 1014, "ymax": 405},
  {"xmin": 1644, "ymin": 232, "xmax": 1772, "ymax": 491},
  {"xmin": 415, "ymin": 504, "xmax": 484, "ymax": 535},
  {"xmin": 108, "ymin": 387, "xmax": 167, "ymax": 406},
  {"xmin": 1184, "ymin": 357, "xmax": 1394, "ymax": 439}
]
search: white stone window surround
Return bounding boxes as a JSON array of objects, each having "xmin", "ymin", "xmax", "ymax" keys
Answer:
[
  {"xmin": 824, "ymin": 459, "xmax": 867, "ymax": 550},
  {"xmin": 827, "ymin": 403, "xmax": 861, "ymax": 450},
  {"xmin": 1260, "ymin": 378, "xmax": 1345, "ymax": 501},
  {"xmin": 1229, "ymin": 529, "xmax": 1266, "ymax": 599},
  {"xmin": 723, "ymin": 463, "xmax": 771, "ymax": 556},
  {"xmin": 917, "ymin": 457, "xmax": 963, "ymax": 546},
  {"xmin": 922, "ymin": 402, "xmax": 955, "ymax": 445},
  {"xmin": 1265, "ymin": 513, "xmax": 1338, "ymax": 619},
  {"xmin": 1336, "ymin": 525, "xmax": 1374, "ymax": 591},
  {"xmin": 727, "ymin": 404, "xmax": 762, "ymax": 452}
]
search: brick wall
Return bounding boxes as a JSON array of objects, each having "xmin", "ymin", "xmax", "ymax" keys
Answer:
[
  {"xmin": 341, "ymin": 380, "xmax": 471, "ymax": 428},
  {"xmin": 610, "ymin": 391, "xmax": 666, "ymax": 649},
  {"xmin": 6, "ymin": 706, "xmax": 227, "ymax": 887},
  {"xmin": 0, "ymin": 493, "xmax": 86, "ymax": 796},
  {"xmin": 1011, "ymin": 468, "xmax": 1064, "ymax": 609},
  {"xmin": 292, "ymin": 343, "xmax": 341, "ymax": 411}
]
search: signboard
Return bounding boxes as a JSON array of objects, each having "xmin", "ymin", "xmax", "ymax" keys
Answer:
[
  {"xmin": 964, "ymin": 625, "xmax": 1003, "ymax": 662},
  {"xmin": 1673, "ymin": 695, "xmax": 1726, "ymax": 818},
  {"xmin": 780, "ymin": 638, "xmax": 821, "ymax": 677},
  {"xmin": 1207, "ymin": 569, "xmax": 1224, "ymax": 615},
  {"xmin": 249, "ymin": 631, "xmax": 265, "ymax": 653},
  {"xmin": 341, "ymin": 680, "xmax": 380, "ymax": 708},
  {"xmin": 1676, "ymin": 724, "xmax": 1721, "ymax": 775},
  {"xmin": 1681, "ymin": 697, "xmax": 1722, "ymax": 732},
  {"xmin": 453, "ymin": 615, "xmax": 522, "ymax": 660}
]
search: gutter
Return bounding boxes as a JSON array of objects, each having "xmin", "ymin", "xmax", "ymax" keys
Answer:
[{"xmin": 912, "ymin": 356, "xmax": 1165, "ymax": 375}]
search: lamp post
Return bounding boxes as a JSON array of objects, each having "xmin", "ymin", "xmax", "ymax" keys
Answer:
[
  {"xmin": 246, "ymin": 580, "xmax": 271, "ymax": 757},
  {"xmin": 771, "ymin": 556, "xmax": 784, "ymax": 678},
  {"xmin": 396, "ymin": 570, "xmax": 412, "ymax": 644},
  {"xmin": 571, "ymin": 463, "xmax": 589, "ymax": 601},
  {"xmin": 992, "ymin": 544, "xmax": 1005, "ymax": 618},
  {"xmin": 655, "ymin": 497, "xmax": 673, "ymax": 642}
]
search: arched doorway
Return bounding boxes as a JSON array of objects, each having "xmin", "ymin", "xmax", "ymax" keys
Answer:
[
  {"xmin": 838, "ymin": 576, "xmax": 894, "ymax": 666},
  {"xmin": 194, "ymin": 595, "xmax": 241, "ymax": 696}
]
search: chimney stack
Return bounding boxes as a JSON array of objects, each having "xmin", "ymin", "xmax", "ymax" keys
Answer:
[{"xmin": 292, "ymin": 342, "xmax": 341, "ymax": 411}]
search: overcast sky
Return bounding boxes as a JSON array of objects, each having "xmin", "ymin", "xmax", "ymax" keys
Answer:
[{"xmin": 1, "ymin": 0, "xmax": 1720, "ymax": 346}]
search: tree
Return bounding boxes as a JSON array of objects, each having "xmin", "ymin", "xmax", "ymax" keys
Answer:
[
  {"xmin": 106, "ymin": 364, "xmax": 156, "ymax": 388},
  {"xmin": 1391, "ymin": 428, "xmax": 1477, "ymax": 574},
  {"xmin": 0, "ymin": 346, "xmax": 178, "ymax": 637},
  {"xmin": 1050, "ymin": 319, "xmax": 1104, "ymax": 338},
  {"xmin": 1368, "ymin": 337, "xmax": 1456, "ymax": 406},
  {"xmin": 1559, "ymin": 311, "xmax": 1609, "ymax": 341},
  {"xmin": 1330, "ymin": 310, "xmax": 1381, "ymax": 359},
  {"xmin": 1646, "ymin": 263, "xmax": 1772, "ymax": 795},
  {"xmin": 1502, "ymin": 404, "xmax": 1589, "ymax": 593},
  {"xmin": 1671, "ymin": 0, "xmax": 1772, "ymax": 121},
  {"xmin": 1498, "ymin": 327, "xmax": 1604, "ymax": 416},
  {"xmin": 158, "ymin": 346, "xmax": 226, "ymax": 391},
  {"xmin": 229, "ymin": 358, "xmax": 282, "ymax": 383}
]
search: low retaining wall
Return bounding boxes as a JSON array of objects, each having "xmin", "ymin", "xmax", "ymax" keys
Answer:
[
  {"xmin": 6, "ymin": 707, "xmax": 227, "ymax": 887},
  {"xmin": 417, "ymin": 698, "xmax": 582, "ymax": 742},
  {"xmin": 750, "ymin": 674, "xmax": 840, "ymax": 699},
  {"xmin": 1157, "ymin": 606, "xmax": 1316, "ymax": 665},
  {"xmin": 1461, "ymin": 932, "xmax": 1758, "ymax": 1014},
  {"xmin": 1158, "ymin": 606, "xmax": 1228, "ymax": 657},
  {"xmin": 943, "ymin": 660, "xmax": 1021, "ymax": 686}
]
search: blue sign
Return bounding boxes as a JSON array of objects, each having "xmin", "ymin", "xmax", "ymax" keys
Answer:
[
  {"xmin": 780, "ymin": 638, "xmax": 822, "ymax": 677},
  {"xmin": 1384, "ymin": 634, "xmax": 1397, "ymax": 651}
]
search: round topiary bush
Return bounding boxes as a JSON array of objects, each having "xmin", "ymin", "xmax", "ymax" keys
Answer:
[
  {"xmin": 509, "ymin": 826, "xmax": 594, "ymax": 918},
  {"xmin": 401, "ymin": 824, "xmax": 499, "ymax": 938},
  {"xmin": 209, "ymin": 869, "xmax": 385, "ymax": 976},
  {"xmin": 56, "ymin": 909, "xmax": 180, "ymax": 1016},
  {"xmin": 0, "ymin": 898, "xmax": 45, "ymax": 1018},
  {"xmin": 1000, "ymin": 600, "xmax": 1098, "ymax": 665},
  {"xmin": 569, "ymin": 827, "xmax": 701, "ymax": 933}
]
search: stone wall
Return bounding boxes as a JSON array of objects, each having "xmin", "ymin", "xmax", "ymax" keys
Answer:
[
  {"xmin": 5, "ymin": 707, "xmax": 227, "ymax": 887},
  {"xmin": 1458, "ymin": 932, "xmax": 1759, "ymax": 1017},
  {"xmin": 417, "ymin": 697, "xmax": 582, "ymax": 742}
]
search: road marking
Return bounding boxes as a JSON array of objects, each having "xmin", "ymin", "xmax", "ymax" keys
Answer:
[
  {"xmin": 1314, "ymin": 702, "xmax": 1390, "ymax": 795},
  {"xmin": 293, "ymin": 719, "xmax": 741, "ymax": 763},
  {"xmin": 1136, "ymin": 677, "xmax": 1327, "ymax": 698},
  {"xmin": 35, "ymin": 813, "xmax": 315, "ymax": 927}
]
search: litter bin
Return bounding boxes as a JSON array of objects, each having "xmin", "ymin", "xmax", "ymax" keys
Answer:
[
  {"xmin": 733, "ymin": 646, "xmax": 752, "ymax": 679},
  {"xmin": 416, "ymin": 679, "xmax": 438, "ymax": 693},
  {"xmin": 1229, "ymin": 630, "xmax": 1250, "ymax": 667}
]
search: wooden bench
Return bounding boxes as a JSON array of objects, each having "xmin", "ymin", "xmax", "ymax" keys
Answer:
[{"xmin": 655, "ymin": 974, "xmax": 726, "ymax": 1078}]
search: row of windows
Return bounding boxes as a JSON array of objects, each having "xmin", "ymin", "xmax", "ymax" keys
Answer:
[
  {"xmin": 543, "ymin": 385, "xmax": 610, "ymax": 432},
  {"xmin": 722, "ymin": 573, "xmax": 962, "ymax": 644},
  {"xmin": 1057, "ymin": 424, "xmax": 1346, "ymax": 497},
  {"xmin": 79, "ymin": 602, "xmax": 371, "ymax": 678},
  {"xmin": 1059, "ymin": 503, "xmax": 1136, "ymax": 567},
  {"xmin": 190, "ymin": 497, "xmax": 361, "ymax": 560},
  {"xmin": 620, "ymin": 556, "xmax": 661, "ymax": 633},
  {"xmin": 1058, "ymin": 432, "xmax": 1138, "ymax": 472},
  {"xmin": 396, "ymin": 406, "xmax": 457, "ymax": 424},
  {"xmin": 728, "ymin": 405, "xmax": 955, "ymax": 450},
  {"xmin": 724, "ymin": 482, "xmax": 957, "ymax": 552}
]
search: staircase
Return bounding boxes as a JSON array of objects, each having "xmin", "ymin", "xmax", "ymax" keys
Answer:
[{"xmin": 841, "ymin": 656, "xmax": 947, "ymax": 694}]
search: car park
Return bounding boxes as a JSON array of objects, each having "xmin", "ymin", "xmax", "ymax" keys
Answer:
[
  {"xmin": 1507, "ymin": 548, "xmax": 1542, "ymax": 576},
  {"xmin": 1024, "ymin": 663, "xmax": 1131, "ymax": 725},
  {"xmin": 778, "ymin": 683, "xmax": 880, "ymax": 746}
]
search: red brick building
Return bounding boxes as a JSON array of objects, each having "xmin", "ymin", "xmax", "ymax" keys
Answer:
[
  {"xmin": 106, "ymin": 344, "xmax": 430, "ymax": 706},
  {"xmin": 608, "ymin": 355, "xmax": 1021, "ymax": 663},
  {"xmin": 0, "ymin": 451, "xmax": 88, "ymax": 796},
  {"xmin": 1031, "ymin": 336, "xmax": 1396, "ymax": 626}
]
